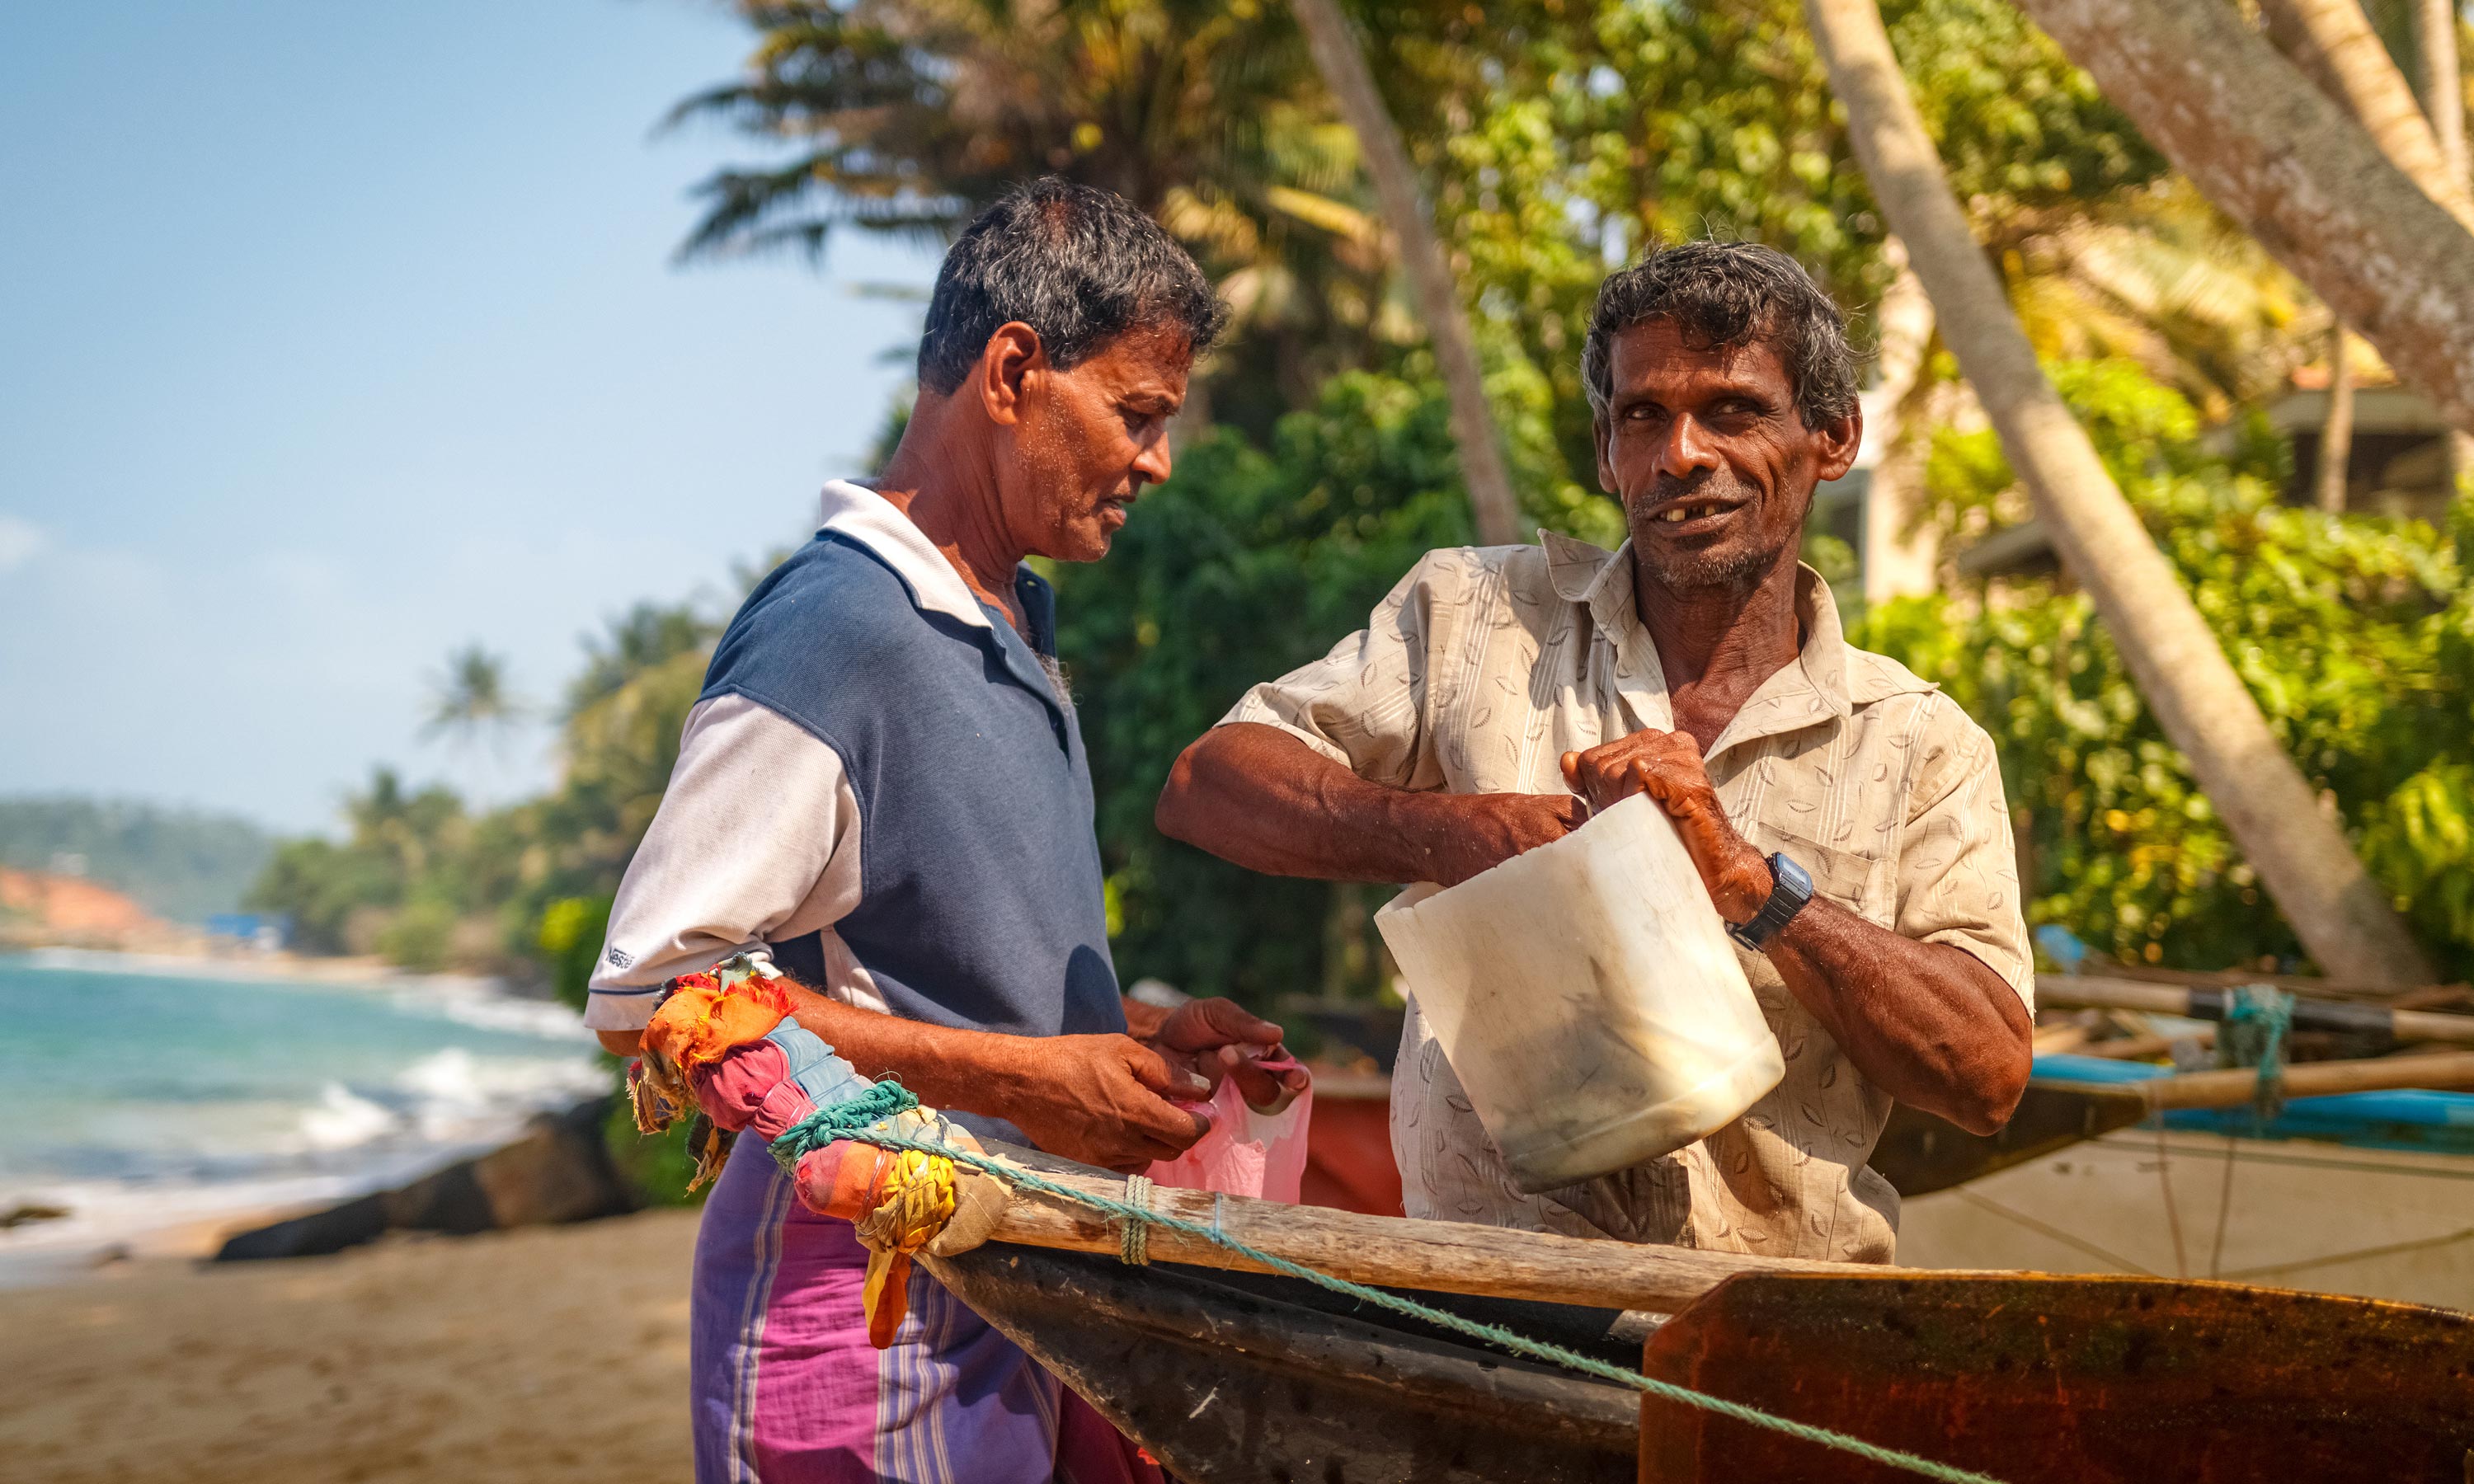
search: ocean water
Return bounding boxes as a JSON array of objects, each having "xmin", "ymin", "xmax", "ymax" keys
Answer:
[{"xmin": 0, "ymin": 951, "xmax": 609, "ymax": 1282}]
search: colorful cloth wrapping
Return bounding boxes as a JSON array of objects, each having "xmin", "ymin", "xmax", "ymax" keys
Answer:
[{"xmin": 634, "ymin": 956, "xmax": 999, "ymax": 1346}]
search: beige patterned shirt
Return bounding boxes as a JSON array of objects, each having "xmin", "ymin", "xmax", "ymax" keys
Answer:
[{"xmin": 1221, "ymin": 533, "xmax": 2031, "ymax": 1263}]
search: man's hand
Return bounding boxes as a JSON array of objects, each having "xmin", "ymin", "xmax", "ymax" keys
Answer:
[
  {"xmin": 1146, "ymin": 997, "xmax": 1310, "ymax": 1114},
  {"xmin": 981, "ymin": 1033, "xmax": 1215, "ymax": 1173},
  {"xmin": 771, "ymin": 989, "xmax": 1217, "ymax": 1175},
  {"xmin": 1418, "ymin": 791, "xmax": 1590, "ymax": 886},
  {"xmin": 1562, "ymin": 731, "xmax": 1771, "ymax": 922}
]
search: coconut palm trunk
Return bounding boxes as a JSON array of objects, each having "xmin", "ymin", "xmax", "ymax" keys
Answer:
[
  {"xmin": 2413, "ymin": 0, "xmax": 2474, "ymax": 484},
  {"xmin": 2421, "ymin": 0, "xmax": 2469, "ymax": 171},
  {"xmin": 2259, "ymin": 0, "xmax": 2472, "ymax": 499},
  {"xmin": 1860, "ymin": 241, "xmax": 1941, "ymax": 602},
  {"xmin": 1805, "ymin": 0, "xmax": 2435, "ymax": 984},
  {"xmin": 1288, "ymin": 0, "xmax": 1522, "ymax": 547},
  {"xmin": 2257, "ymin": 0, "xmax": 2474, "ymax": 226},
  {"xmin": 2010, "ymin": 0, "xmax": 2474, "ymax": 444},
  {"xmin": 2317, "ymin": 326, "xmax": 2359, "ymax": 514}
]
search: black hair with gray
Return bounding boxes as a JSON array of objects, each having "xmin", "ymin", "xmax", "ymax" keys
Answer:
[
  {"xmin": 1580, "ymin": 241, "xmax": 1862, "ymax": 431},
  {"xmin": 916, "ymin": 177, "xmax": 1227, "ymax": 397}
]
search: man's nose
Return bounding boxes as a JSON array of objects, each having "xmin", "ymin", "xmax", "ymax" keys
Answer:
[
  {"xmin": 1133, "ymin": 428, "xmax": 1173, "ymax": 486},
  {"xmin": 1654, "ymin": 414, "xmax": 1721, "ymax": 480}
]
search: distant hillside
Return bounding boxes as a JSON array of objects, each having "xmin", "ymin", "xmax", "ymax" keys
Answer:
[
  {"xmin": 0, "ymin": 797, "xmax": 275, "ymax": 924},
  {"xmin": 0, "ymin": 866, "xmax": 166, "ymax": 946}
]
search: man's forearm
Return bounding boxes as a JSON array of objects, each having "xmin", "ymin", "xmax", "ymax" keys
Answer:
[
  {"xmin": 1157, "ymin": 725, "xmax": 1449, "ymax": 881},
  {"xmin": 1762, "ymin": 899, "xmax": 2032, "ymax": 1134},
  {"xmin": 779, "ymin": 987, "xmax": 1057, "ymax": 1123},
  {"xmin": 1159, "ymin": 723, "xmax": 1579, "ymax": 886}
]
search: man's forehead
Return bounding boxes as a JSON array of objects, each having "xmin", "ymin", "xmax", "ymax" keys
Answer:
[
  {"xmin": 1606, "ymin": 317, "xmax": 1787, "ymax": 394},
  {"xmin": 1070, "ymin": 324, "xmax": 1195, "ymax": 391}
]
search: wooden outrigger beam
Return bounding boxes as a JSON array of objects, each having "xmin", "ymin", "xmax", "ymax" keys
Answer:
[
  {"xmin": 2039, "ymin": 972, "xmax": 2474, "ymax": 1045},
  {"xmin": 2095, "ymin": 1050, "xmax": 2474, "ymax": 1109},
  {"xmin": 972, "ymin": 1146, "xmax": 1867, "ymax": 1314}
]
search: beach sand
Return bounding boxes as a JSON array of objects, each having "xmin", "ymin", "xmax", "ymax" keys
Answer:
[{"xmin": 0, "ymin": 1209, "xmax": 700, "ymax": 1484}]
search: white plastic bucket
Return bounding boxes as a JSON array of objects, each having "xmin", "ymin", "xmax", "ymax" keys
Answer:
[{"xmin": 1374, "ymin": 792, "xmax": 1785, "ymax": 1193}]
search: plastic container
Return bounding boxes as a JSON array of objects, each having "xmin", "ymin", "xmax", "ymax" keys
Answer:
[{"xmin": 1374, "ymin": 792, "xmax": 1785, "ymax": 1192}]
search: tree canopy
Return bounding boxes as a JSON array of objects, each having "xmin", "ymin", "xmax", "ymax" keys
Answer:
[{"xmin": 252, "ymin": 0, "xmax": 2474, "ymax": 1003}]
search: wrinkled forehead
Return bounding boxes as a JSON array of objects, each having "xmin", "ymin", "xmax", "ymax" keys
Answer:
[{"xmin": 1605, "ymin": 316, "xmax": 1791, "ymax": 402}]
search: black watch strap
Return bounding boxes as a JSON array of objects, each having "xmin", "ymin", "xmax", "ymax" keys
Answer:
[{"xmin": 1727, "ymin": 852, "xmax": 1813, "ymax": 952}]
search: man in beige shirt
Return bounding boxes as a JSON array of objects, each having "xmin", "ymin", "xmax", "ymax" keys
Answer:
[{"xmin": 1156, "ymin": 241, "xmax": 2033, "ymax": 1262}]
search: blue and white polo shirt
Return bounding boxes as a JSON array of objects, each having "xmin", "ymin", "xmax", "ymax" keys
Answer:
[{"xmin": 585, "ymin": 480, "xmax": 1126, "ymax": 1050}]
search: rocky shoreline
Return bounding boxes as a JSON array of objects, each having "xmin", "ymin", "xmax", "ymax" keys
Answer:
[{"xmin": 216, "ymin": 1096, "xmax": 637, "ymax": 1262}]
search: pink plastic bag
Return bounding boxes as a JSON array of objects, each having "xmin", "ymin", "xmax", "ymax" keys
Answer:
[{"xmin": 1146, "ymin": 1057, "xmax": 1313, "ymax": 1203}]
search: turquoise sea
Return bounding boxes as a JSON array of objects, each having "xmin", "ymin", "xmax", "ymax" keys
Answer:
[{"xmin": 0, "ymin": 951, "xmax": 605, "ymax": 1281}]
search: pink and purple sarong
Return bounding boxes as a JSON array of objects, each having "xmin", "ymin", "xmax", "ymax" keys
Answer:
[{"xmin": 691, "ymin": 1140, "xmax": 1156, "ymax": 1484}]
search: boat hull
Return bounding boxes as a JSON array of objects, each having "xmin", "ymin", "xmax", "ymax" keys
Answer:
[
  {"xmin": 1640, "ymin": 1270, "xmax": 2474, "ymax": 1482},
  {"xmin": 924, "ymin": 1243, "xmax": 1641, "ymax": 1484}
]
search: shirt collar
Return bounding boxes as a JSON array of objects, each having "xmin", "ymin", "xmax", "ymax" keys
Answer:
[{"xmin": 816, "ymin": 478, "xmax": 994, "ymax": 632}]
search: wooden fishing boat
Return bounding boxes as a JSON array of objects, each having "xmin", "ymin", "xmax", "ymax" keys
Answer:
[
  {"xmin": 1895, "ymin": 1054, "xmax": 2474, "ymax": 1307},
  {"xmin": 930, "ymin": 1243, "xmax": 1643, "ymax": 1483},
  {"xmin": 927, "ymin": 1142, "xmax": 2474, "ymax": 1484}
]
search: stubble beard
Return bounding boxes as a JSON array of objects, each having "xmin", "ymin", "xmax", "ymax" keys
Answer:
[
  {"xmin": 1632, "ymin": 537, "xmax": 1781, "ymax": 595},
  {"xmin": 1625, "ymin": 474, "xmax": 1794, "ymax": 598}
]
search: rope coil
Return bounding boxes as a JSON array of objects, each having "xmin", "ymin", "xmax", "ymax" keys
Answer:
[{"xmin": 1119, "ymin": 1174, "xmax": 1155, "ymax": 1266}]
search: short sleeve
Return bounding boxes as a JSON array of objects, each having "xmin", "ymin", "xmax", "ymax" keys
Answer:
[
  {"xmin": 1894, "ymin": 699, "xmax": 2034, "ymax": 1011},
  {"xmin": 584, "ymin": 693, "xmax": 864, "ymax": 1031},
  {"xmin": 1216, "ymin": 550, "xmax": 1459, "ymax": 791}
]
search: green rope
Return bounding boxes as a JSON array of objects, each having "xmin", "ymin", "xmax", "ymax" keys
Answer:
[
  {"xmin": 2217, "ymin": 984, "xmax": 2294, "ymax": 1126},
  {"xmin": 784, "ymin": 1083, "xmax": 2005, "ymax": 1484},
  {"xmin": 769, "ymin": 1082, "xmax": 925, "ymax": 1176}
]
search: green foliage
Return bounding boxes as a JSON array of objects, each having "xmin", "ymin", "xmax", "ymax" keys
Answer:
[
  {"xmin": 539, "ymin": 895, "xmax": 616, "ymax": 1012},
  {"xmin": 601, "ymin": 1095, "xmax": 708, "ymax": 1209},
  {"xmin": 375, "ymin": 895, "xmax": 460, "ymax": 973},
  {"xmin": 247, "ymin": 768, "xmax": 473, "ymax": 956},
  {"xmin": 673, "ymin": 0, "xmax": 1397, "ymax": 438},
  {"xmin": 1380, "ymin": 0, "xmax": 2167, "ymax": 490},
  {"xmin": 423, "ymin": 644, "xmax": 523, "ymax": 744},
  {"xmin": 1886, "ymin": 0, "xmax": 2161, "ymax": 223},
  {"xmin": 0, "ymin": 797, "xmax": 274, "ymax": 924},
  {"xmin": 266, "ymin": 0, "xmax": 2401, "ymax": 1006},
  {"xmin": 1856, "ymin": 361, "xmax": 2474, "ymax": 978}
]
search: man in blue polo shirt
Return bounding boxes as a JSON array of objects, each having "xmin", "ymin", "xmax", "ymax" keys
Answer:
[{"xmin": 586, "ymin": 180, "xmax": 1305, "ymax": 1484}]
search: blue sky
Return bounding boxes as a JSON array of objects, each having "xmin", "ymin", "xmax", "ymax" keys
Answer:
[{"xmin": 0, "ymin": 1, "xmax": 937, "ymax": 832}]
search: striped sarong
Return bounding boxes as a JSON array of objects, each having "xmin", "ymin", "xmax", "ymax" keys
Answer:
[{"xmin": 691, "ymin": 1141, "xmax": 1159, "ymax": 1484}]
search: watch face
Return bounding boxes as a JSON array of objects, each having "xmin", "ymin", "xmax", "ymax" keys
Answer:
[{"xmin": 1775, "ymin": 852, "xmax": 1813, "ymax": 903}]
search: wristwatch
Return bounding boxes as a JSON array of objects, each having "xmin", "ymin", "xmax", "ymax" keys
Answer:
[{"xmin": 1726, "ymin": 852, "xmax": 1813, "ymax": 953}]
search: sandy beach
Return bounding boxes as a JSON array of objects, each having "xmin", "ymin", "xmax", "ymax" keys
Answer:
[{"xmin": 0, "ymin": 1210, "xmax": 699, "ymax": 1484}]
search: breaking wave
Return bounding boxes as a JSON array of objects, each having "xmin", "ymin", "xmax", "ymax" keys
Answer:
[{"xmin": 0, "ymin": 956, "xmax": 612, "ymax": 1285}]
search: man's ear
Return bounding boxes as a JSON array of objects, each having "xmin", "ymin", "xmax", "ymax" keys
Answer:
[
  {"xmin": 1592, "ymin": 411, "xmax": 1617, "ymax": 495},
  {"xmin": 975, "ymin": 322, "xmax": 1046, "ymax": 427},
  {"xmin": 1812, "ymin": 406, "xmax": 1863, "ymax": 484}
]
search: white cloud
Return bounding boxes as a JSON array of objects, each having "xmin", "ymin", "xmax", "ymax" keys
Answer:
[{"xmin": 0, "ymin": 514, "xmax": 47, "ymax": 572}]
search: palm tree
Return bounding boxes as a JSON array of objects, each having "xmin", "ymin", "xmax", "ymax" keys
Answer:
[
  {"xmin": 669, "ymin": 0, "xmax": 1395, "ymax": 411},
  {"xmin": 2010, "ymin": 0, "xmax": 2474, "ymax": 440},
  {"xmin": 1997, "ymin": 180, "xmax": 2316, "ymax": 424},
  {"xmin": 1287, "ymin": 0, "xmax": 1521, "ymax": 545},
  {"xmin": 1808, "ymin": 0, "xmax": 2438, "ymax": 985},
  {"xmin": 423, "ymin": 644, "xmax": 523, "ymax": 748}
]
